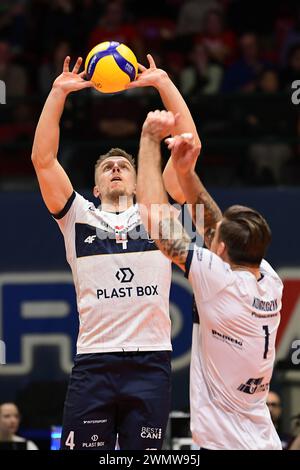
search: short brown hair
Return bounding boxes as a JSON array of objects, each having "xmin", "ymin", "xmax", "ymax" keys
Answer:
[
  {"xmin": 219, "ymin": 205, "xmax": 272, "ymax": 266},
  {"xmin": 95, "ymin": 148, "xmax": 136, "ymax": 173}
]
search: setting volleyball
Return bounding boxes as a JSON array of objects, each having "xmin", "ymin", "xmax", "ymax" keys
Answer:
[{"xmin": 84, "ymin": 41, "xmax": 138, "ymax": 94}]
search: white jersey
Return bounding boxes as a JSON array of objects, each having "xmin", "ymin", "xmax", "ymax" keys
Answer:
[
  {"xmin": 13, "ymin": 435, "xmax": 39, "ymax": 450},
  {"xmin": 186, "ymin": 246, "xmax": 283, "ymax": 450},
  {"xmin": 54, "ymin": 192, "xmax": 172, "ymax": 354}
]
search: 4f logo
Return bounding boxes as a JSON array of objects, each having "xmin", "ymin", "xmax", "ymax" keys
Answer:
[{"xmin": 84, "ymin": 235, "xmax": 96, "ymax": 244}]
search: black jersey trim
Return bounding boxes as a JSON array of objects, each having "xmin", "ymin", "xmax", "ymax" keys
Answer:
[{"xmin": 52, "ymin": 191, "xmax": 76, "ymax": 220}]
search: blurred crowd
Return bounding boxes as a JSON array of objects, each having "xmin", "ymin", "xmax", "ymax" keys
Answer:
[{"xmin": 0, "ymin": 0, "xmax": 300, "ymax": 188}]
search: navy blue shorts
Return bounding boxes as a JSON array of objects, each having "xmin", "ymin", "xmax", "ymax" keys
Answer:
[{"xmin": 60, "ymin": 351, "xmax": 171, "ymax": 450}]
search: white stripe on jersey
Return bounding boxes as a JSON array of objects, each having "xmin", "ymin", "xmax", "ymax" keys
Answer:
[
  {"xmin": 55, "ymin": 192, "xmax": 172, "ymax": 353},
  {"xmin": 187, "ymin": 246, "xmax": 283, "ymax": 450}
]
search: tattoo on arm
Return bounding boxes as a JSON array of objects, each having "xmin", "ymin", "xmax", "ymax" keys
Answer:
[
  {"xmin": 192, "ymin": 190, "xmax": 222, "ymax": 235},
  {"xmin": 156, "ymin": 217, "xmax": 191, "ymax": 268}
]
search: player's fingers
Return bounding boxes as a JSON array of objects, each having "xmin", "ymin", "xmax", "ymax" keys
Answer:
[
  {"xmin": 138, "ymin": 62, "xmax": 147, "ymax": 72},
  {"xmin": 63, "ymin": 56, "xmax": 71, "ymax": 73},
  {"xmin": 165, "ymin": 137, "xmax": 176, "ymax": 149},
  {"xmin": 147, "ymin": 54, "xmax": 157, "ymax": 68},
  {"xmin": 125, "ymin": 81, "xmax": 139, "ymax": 89},
  {"xmin": 80, "ymin": 80, "xmax": 95, "ymax": 89},
  {"xmin": 72, "ymin": 57, "xmax": 83, "ymax": 74}
]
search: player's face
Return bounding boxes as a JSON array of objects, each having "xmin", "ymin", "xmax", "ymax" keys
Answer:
[
  {"xmin": 94, "ymin": 157, "xmax": 136, "ymax": 202},
  {"xmin": 0, "ymin": 404, "xmax": 20, "ymax": 435}
]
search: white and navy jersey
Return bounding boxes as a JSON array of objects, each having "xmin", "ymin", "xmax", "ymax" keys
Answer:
[
  {"xmin": 54, "ymin": 192, "xmax": 172, "ymax": 354},
  {"xmin": 185, "ymin": 246, "xmax": 283, "ymax": 450}
]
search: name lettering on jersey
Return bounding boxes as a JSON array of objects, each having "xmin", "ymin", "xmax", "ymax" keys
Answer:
[
  {"xmin": 97, "ymin": 285, "xmax": 158, "ymax": 299},
  {"xmin": 211, "ymin": 329, "xmax": 243, "ymax": 349},
  {"xmin": 238, "ymin": 377, "xmax": 270, "ymax": 394},
  {"xmin": 252, "ymin": 297, "xmax": 278, "ymax": 312}
]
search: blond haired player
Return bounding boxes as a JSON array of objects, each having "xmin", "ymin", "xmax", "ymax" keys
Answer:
[{"xmin": 31, "ymin": 54, "xmax": 214, "ymax": 450}]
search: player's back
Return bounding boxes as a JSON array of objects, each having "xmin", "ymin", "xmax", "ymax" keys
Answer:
[{"xmin": 187, "ymin": 247, "xmax": 283, "ymax": 449}]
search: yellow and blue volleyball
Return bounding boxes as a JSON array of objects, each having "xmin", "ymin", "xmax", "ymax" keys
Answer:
[{"xmin": 85, "ymin": 41, "xmax": 138, "ymax": 94}]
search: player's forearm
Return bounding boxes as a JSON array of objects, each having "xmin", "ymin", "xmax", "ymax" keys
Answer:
[
  {"xmin": 162, "ymin": 158, "xmax": 185, "ymax": 204},
  {"xmin": 156, "ymin": 75, "xmax": 201, "ymax": 146},
  {"xmin": 31, "ymin": 88, "xmax": 67, "ymax": 169},
  {"xmin": 137, "ymin": 134, "xmax": 168, "ymax": 207},
  {"xmin": 158, "ymin": 75, "xmax": 200, "ymax": 202},
  {"xmin": 177, "ymin": 169, "xmax": 222, "ymax": 234},
  {"xmin": 156, "ymin": 216, "xmax": 191, "ymax": 270}
]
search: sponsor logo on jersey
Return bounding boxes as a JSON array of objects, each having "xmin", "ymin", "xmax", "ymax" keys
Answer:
[
  {"xmin": 97, "ymin": 285, "xmax": 158, "ymax": 299},
  {"xmin": 251, "ymin": 311, "xmax": 279, "ymax": 319},
  {"xmin": 140, "ymin": 427, "xmax": 162, "ymax": 440},
  {"xmin": 82, "ymin": 434, "xmax": 105, "ymax": 448},
  {"xmin": 82, "ymin": 440, "xmax": 104, "ymax": 448},
  {"xmin": 237, "ymin": 377, "xmax": 270, "ymax": 394},
  {"xmin": 211, "ymin": 329, "xmax": 243, "ymax": 349},
  {"xmin": 115, "ymin": 268, "xmax": 134, "ymax": 283},
  {"xmin": 84, "ymin": 235, "xmax": 96, "ymax": 244}
]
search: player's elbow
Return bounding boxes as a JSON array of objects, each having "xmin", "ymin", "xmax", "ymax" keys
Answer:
[{"xmin": 31, "ymin": 151, "xmax": 53, "ymax": 170}]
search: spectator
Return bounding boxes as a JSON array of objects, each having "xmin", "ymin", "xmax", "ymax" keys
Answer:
[
  {"xmin": 176, "ymin": 0, "xmax": 222, "ymax": 36},
  {"xmin": 280, "ymin": 7, "xmax": 300, "ymax": 66},
  {"xmin": 222, "ymin": 33, "xmax": 267, "ymax": 93},
  {"xmin": 0, "ymin": 403, "xmax": 38, "ymax": 450},
  {"xmin": 290, "ymin": 433, "xmax": 300, "ymax": 450},
  {"xmin": 38, "ymin": 40, "xmax": 72, "ymax": 95},
  {"xmin": 0, "ymin": 40, "xmax": 27, "ymax": 96},
  {"xmin": 88, "ymin": 0, "xmax": 144, "ymax": 60},
  {"xmin": 0, "ymin": 1, "xmax": 27, "ymax": 53},
  {"xmin": 195, "ymin": 9, "xmax": 237, "ymax": 65},
  {"xmin": 267, "ymin": 391, "xmax": 294, "ymax": 450},
  {"xmin": 180, "ymin": 42, "xmax": 223, "ymax": 96},
  {"xmin": 245, "ymin": 68, "xmax": 292, "ymax": 185},
  {"xmin": 281, "ymin": 43, "xmax": 300, "ymax": 91}
]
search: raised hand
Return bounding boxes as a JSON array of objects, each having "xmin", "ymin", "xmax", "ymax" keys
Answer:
[
  {"xmin": 142, "ymin": 110, "xmax": 180, "ymax": 142},
  {"xmin": 52, "ymin": 56, "xmax": 95, "ymax": 95},
  {"xmin": 165, "ymin": 134, "xmax": 200, "ymax": 175},
  {"xmin": 126, "ymin": 54, "xmax": 168, "ymax": 89}
]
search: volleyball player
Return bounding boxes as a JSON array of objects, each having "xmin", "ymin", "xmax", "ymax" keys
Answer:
[
  {"xmin": 137, "ymin": 110, "xmax": 283, "ymax": 450},
  {"xmin": 31, "ymin": 54, "xmax": 210, "ymax": 450}
]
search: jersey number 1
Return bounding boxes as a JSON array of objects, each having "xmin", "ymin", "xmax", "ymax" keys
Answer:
[{"xmin": 262, "ymin": 325, "xmax": 270, "ymax": 359}]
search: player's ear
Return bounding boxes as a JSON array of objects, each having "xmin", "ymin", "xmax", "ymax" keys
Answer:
[
  {"xmin": 93, "ymin": 185, "xmax": 100, "ymax": 198},
  {"xmin": 216, "ymin": 241, "xmax": 226, "ymax": 257}
]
